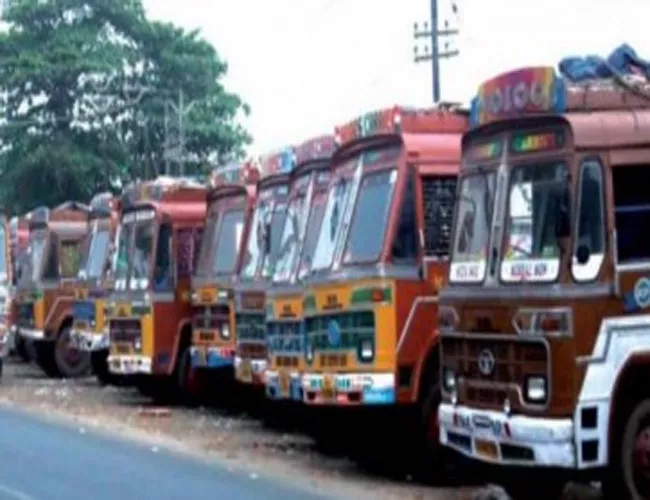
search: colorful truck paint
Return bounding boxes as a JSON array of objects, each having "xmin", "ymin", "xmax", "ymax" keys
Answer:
[
  {"xmin": 233, "ymin": 149, "xmax": 294, "ymax": 388},
  {"xmin": 265, "ymin": 135, "xmax": 336, "ymax": 402},
  {"xmin": 106, "ymin": 176, "xmax": 206, "ymax": 399}
]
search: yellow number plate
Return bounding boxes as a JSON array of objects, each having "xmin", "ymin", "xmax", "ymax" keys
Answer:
[
  {"xmin": 322, "ymin": 374, "xmax": 335, "ymax": 399},
  {"xmin": 475, "ymin": 438, "xmax": 498, "ymax": 460}
]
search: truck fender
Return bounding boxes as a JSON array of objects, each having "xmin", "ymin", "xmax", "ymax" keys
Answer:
[{"xmin": 168, "ymin": 318, "xmax": 192, "ymax": 373}]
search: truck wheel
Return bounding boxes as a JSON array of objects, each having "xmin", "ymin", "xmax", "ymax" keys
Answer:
[
  {"xmin": 54, "ymin": 326, "xmax": 91, "ymax": 378},
  {"xmin": 14, "ymin": 334, "xmax": 31, "ymax": 362},
  {"xmin": 91, "ymin": 350, "xmax": 112, "ymax": 385},
  {"xmin": 176, "ymin": 344, "xmax": 202, "ymax": 405},
  {"xmin": 604, "ymin": 399, "xmax": 650, "ymax": 498},
  {"xmin": 34, "ymin": 341, "xmax": 59, "ymax": 377}
]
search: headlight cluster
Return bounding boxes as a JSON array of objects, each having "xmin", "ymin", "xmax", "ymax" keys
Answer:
[{"xmin": 220, "ymin": 323, "xmax": 230, "ymax": 339}]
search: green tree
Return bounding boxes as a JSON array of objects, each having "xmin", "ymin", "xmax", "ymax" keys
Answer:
[{"xmin": 0, "ymin": 0, "xmax": 250, "ymax": 214}]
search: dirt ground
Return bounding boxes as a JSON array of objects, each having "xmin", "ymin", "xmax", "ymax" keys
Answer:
[{"xmin": 0, "ymin": 358, "xmax": 601, "ymax": 500}]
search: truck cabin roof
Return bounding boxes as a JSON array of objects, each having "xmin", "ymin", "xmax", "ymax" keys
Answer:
[{"xmin": 28, "ymin": 202, "xmax": 89, "ymax": 235}]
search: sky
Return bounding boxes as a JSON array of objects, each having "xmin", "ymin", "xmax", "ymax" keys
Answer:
[{"xmin": 143, "ymin": 0, "xmax": 650, "ymax": 155}]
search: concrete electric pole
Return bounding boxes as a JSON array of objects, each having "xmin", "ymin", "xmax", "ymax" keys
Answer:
[
  {"xmin": 163, "ymin": 89, "xmax": 198, "ymax": 177},
  {"xmin": 413, "ymin": 0, "xmax": 460, "ymax": 103}
]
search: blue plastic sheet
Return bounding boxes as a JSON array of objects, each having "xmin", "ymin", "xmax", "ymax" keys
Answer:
[{"xmin": 558, "ymin": 44, "xmax": 650, "ymax": 82}]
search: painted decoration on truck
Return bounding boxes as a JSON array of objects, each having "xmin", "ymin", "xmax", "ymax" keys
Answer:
[{"xmin": 470, "ymin": 67, "xmax": 566, "ymax": 127}]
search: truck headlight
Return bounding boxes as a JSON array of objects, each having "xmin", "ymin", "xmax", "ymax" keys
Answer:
[
  {"xmin": 305, "ymin": 344, "xmax": 313, "ymax": 363},
  {"xmin": 359, "ymin": 339, "xmax": 373, "ymax": 361},
  {"xmin": 221, "ymin": 323, "xmax": 230, "ymax": 339},
  {"xmin": 133, "ymin": 338, "xmax": 142, "ymax": 351},
  {"xmin": 525, "ymin": 376, "xmax": 547, "ymax": 403},
  {"xmin": 442, "ymin": 367, "xmax": 456, "ymax": 392}
]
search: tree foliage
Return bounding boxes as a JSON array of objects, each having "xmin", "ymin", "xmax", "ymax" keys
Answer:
[{"xmin": 0, "ymin": 0, "xmax": 251, "ymax": 213}]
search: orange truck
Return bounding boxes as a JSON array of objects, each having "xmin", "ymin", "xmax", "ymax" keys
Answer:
[
  {"xmin": 300, "ymin": 106, "xmax": 466, "ymax": 460},
  {"xmin": 106, "ymin": 176, "xmax": 206, "ymax": 399},
  {"xmin": 70, "ymin": 192, "xmax": 121, "ymax": 383},
  {"xmin": 436, "ymin": 66, "xmax": 650, "ymax": 497},
  {"xmin": 183, "ymin": 162, "xmax": 259, "ymax": 396},
  {"xmin": 234, "ymin": 148, "xmax": 293, "ymax": 390},
  {"xmin": 15, "ymin": 202, "xmax": 90, "ymax": 377},
  {"xmin": 264, "ymin": 135, "xmax": 336, "ymax": 402}
]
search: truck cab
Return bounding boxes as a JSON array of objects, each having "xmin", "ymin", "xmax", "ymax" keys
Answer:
[
  {"xmin": 184, "ymin": 162, "xmax": 259, "ymax": 397},
  {"xmin": 234, "ymin": 148, "xmax": 293, "ymax": 390},
  {"xmin": 16, "ymin": 202, "xmax": 89, "ymax": 377},
  {"xmin": 300, "ymin": 106, "xmax": 466, "ymax": 461},
  {"xmin": 106, "ymin": 176, "xmax": 206, "ymax": 399},
  {"xmin": 71, "ymin": 192, "xmax": 120, "ymax": 383},
  {"xmin": 265, "ymin": 135, "xmax": 336, "ymax": 402},
  {"xmin": 0, "ymin": 212, "xmax": 12, "ymax": 374},
  {"xmin": 437, "ymin": 65, "xmax": 650, "ymax": 497},
  {"xmin": 9, "ymin": 214, "xmax": 31, "ymax": 361}
]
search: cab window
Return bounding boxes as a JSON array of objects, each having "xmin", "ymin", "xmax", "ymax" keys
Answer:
[
  {"xmin": 613, "ymin": 164, "xmax": 650, "ymax": 264},
  {"xmin": 153, "ymin": 223, "xmax": 173, "ymax": 291},
  {"xmin": 422, "ymin": 175, "xmax": 457, "ymax": 257},
  {"xmin": 60, "ymin": 240, "xmax": 82, "ymax": 278},
  {"xmin": 391, "ymin": 169, "xmax": 418, "ymax": 262},
  {"xmin": 43, "ymin": 235, "xmax": 58, "ymax": 280},
  {"xmin": 572, "ymin": 159, "xmax": 606, "ymax": 280}
]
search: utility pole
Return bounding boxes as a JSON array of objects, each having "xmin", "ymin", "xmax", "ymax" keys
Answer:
[
  {"xmin": 163, "ymin": 88, "xmax": 197, "ymax": 177},
  {"xmin": 413, "ymin": 0, "xmax": 460, "ymax": 103}
]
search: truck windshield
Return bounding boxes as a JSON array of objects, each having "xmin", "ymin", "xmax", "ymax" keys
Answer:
[
  {"xmin": 261, "ymin": 203, "xmax": 287, "ymax": 278},
  {"xmin": 273, "ymin": 195, "xmax": 305, "ymax": 283},
  {"xmin": 501, "ymin": 162, "xmax": 568, "ymax": 282},
  {"xmin": 81, "ymin": 222, "xmax": 110, "ymax": 279},
  {"xmin": 195, "ymin": 212, "xmax": 218, "ymax": 277},
  {"xmin": 212, "ymin": 209, "xmax": 245, "ymax": 275},
  {"xmin": 112, "ymin": 223, "xmax": 132, "ymax": 290},
  {"xmin": 311, "ymin": 178, "xmax": 352, "ymax": 271},
  {"xmin": 130, "ymin": 221, "xmax": 154, "ymax": 290},
  {"xmin": 343, "ymin": 169, "xmax": 396, "ymax": 263},
  {"xmin": 297, "ymin": 198, "xmax": 326, "ymax": 279},
  {"xmin": 29, "ymin": 231, "xmax": 47, "ymax": 282},
  {"xmin": 240, "ymin": 196, "xmax": 271, "ymax": 279},
  {"xmin": 449, "ymin": 172, "xmax": 496, "ymax": 283}
]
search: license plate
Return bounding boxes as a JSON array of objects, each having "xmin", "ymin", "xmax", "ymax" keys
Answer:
[
  {"xmin": 239, "ymin": 360, "xmax": 252, "ymax": 381},
  {"xmin": 116, "ymin": 344, "xmax": 131, "ymax": 354},
  {"xmin": 322, "ymin": 375, "xmax": 335, "ymax": 399},
  {"xmin": 475, "ymin": 438, "xmax": 498, "ymax": 460}
]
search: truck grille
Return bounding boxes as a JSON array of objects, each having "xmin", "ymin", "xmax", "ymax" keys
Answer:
[
  {"xmin": 235, "ymin": 312, "xmax": 265, "ymax": 341},
  {"xmin": 441, "ymin": 336, "xmax": 548, "ymax": 408},
  {"xmin": 267, "ymin": 320, "xmax": 303, "ymax": 353},
  {"xmin": 192, "ymin": 305, "xmax": 229, "ymax": 330},
  {"xmin": 305, "ymin": 311, "xmax": 375, "ymax": 351},
  {"xmin": 109, "ymin": 319, "xmax": 141, "ymax": 343}
]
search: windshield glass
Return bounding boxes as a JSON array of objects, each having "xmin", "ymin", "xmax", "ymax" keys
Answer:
[
  {"xmin": 213, "ymin": 209, "xmax": 245, "ymax": 275},
  {"xmin": 273, "ymin": 196, "xmax": 304, "ymax": 282},
  {"xmin": 501, "ymin": 162, "xmax": 568, "ymax": 282},
  {"xmin": 240, "ymin": 197, "xmax": 271, "ymax": 279},
  {"xmin": 298, "ymin": 198, "xmax": 326, "ymax": 279},
  {"xmin": 83, "ymin": 226, "xmax": 110, "ymax": 279},
  {"xmin": 112, "ymin": 224, "xmax": 132, "ymax": 290},
  {"xmin": 311, "ymin": 178, "xmax": 352, "ymax": 271},
  {"xmin": 29, "ymin": 232, "xmax": 47, "ymax": 282},
  {"xmin": 130, "ymin": 222, "xmax": 154, "ymax": 290},
  {"xmin": 343, "ymin": 170, "xmax": 396, "ymax": 263},
  {"xmin": 195, "ymin": 212, "xmax": 218, "ymax": 277},
  {"xmin": 449, "ymin": 172, "xmax": 496, "ymax": 283},
  {"xmin": 261, "ymin": 204, "xmax": 288, "ymax": 278}
]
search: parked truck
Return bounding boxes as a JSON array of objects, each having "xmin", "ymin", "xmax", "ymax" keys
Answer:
[
  {"xmin": 106, "ymin": 176, "xmax": 206, "ymax": 399},
  {"xmin": 15, "ymin": 202, "xmax": 90, "ymax": 377},
  {"xmin": 300, "ymin": 106, "xmax": 466, "ymax": 466},
  {"xmin": 265, "ymin": 135, "xmax": 335, "ymax": 403},
  {"xmin": 233, "ymin": 149, "xmax": 293, "ymax": 392},
  {"xmin": 70, "ymin": 192, "xmax": 121, "ymax": 383},
  {"xmin": 437, "ymin": 64, "xmax": 650, "ymax": 497},
  {"xmin": 184, "ymin": 162, "xmax": 259, "ymax": 399}
]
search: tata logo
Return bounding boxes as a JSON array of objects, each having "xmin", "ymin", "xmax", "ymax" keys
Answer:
[
  {"xmin": 635, "ymin": 277, "xmax": 650, "ymax": 309},
  {"xmin": 280, "ymin": 304, "xmax": 295, "ymax": 318},
  {"xmin": 117, "ymin": 306, "xmax": 127, "ymax": 317},
  {"xmin": 477, "ymin": 348, "xmax": 496, "ymax": 376}
]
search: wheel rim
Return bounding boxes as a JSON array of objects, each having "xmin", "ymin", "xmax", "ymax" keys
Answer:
[
  {"xmin": 55, "ymin": 329, "xmax": 90, "ymax": 376},
  {"xmin": 633, "ymin": 426, "xmax": 650, "ymax": 495}
]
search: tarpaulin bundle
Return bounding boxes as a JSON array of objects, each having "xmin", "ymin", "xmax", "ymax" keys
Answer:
[{"xmin": 558, "ymin": 44, "xmax": 650, "ymax": 82}]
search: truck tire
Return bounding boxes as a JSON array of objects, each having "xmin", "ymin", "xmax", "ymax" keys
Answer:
[
  {"xmin": 14, "ymin": 334, "xmax": 31, "ymax": 362},
  {"xmin": 91, "ymin": 349, "xmax": 113, "ymax": 385},
  {"xmin": 54, "ymin": 325, "xmax": 91, "ymax": 378},
  {"xmin": 34, "ymin": 340, "xmax": 59, "ymax": 377},
  {"xmin": 603, "ymin": 398, "xmax": 650, "ymax": 498},
  {"xmin": 176, "ymin": 344, "xmax": 203, "ymax": 405}
]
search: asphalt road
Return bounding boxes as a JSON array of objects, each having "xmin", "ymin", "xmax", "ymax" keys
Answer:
[{"xmin": 0, "ymin": 406, "xmax": 324, "ymax": 500}]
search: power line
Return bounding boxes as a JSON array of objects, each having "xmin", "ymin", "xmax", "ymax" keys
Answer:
[{"xmin": 413, "ymin": 0, "xmax": 460, "ymax": 103}]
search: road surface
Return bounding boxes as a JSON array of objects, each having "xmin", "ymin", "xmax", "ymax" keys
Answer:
[{"xmin": 0, "ymin": 406, "xmax": 323, "ymax": 500}]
